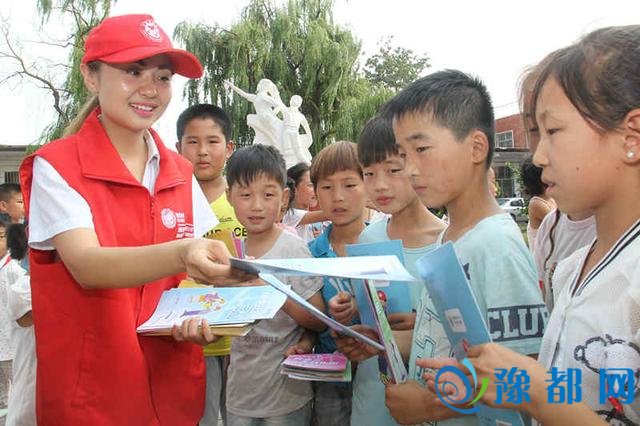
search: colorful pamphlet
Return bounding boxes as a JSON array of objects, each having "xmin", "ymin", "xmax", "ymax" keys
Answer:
[
  {"xmin": 259, "ymin": 273, "xmax": 385, "ymax": 351},
  {"xmin": 415, "ymin": 242, "xmax": 524, "ymax": 426},
  {"xmin": 346, "ymin": 240, "xmax": 412, "ymax": 314},
  {"xmin": 281, "ymin": 353, "xmax": 352, "ymax": 382},
  {"xmin": 137, "ymin": 285, "xmax": 287, "ymax": 336},
  {"xmin": 352, "ymin": 279, "xmax": 408, "ymax": 384},
  {"xmin": 230, "ymin": 255, "xmax": 416, "ymax": 282}
]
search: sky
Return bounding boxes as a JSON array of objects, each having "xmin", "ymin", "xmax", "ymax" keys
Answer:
[{"xmin": 1, "ymin": 0, "xmax": 638, "ymax": 146}]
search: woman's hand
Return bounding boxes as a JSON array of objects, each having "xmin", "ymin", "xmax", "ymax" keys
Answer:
[
  {"xmin": 420, "ymin": 344, "xmax": 546, "ymax": 414},
  {"xmin": 181, "ymin": 238, "xmax": 256, "ymax": 285},
  {"xmin": 466, "ymin": 343, "xmax": 546, "ymax": 412}
]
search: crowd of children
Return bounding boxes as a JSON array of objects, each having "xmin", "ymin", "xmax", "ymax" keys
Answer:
[{"xmin": 0, "ymin": 11, "xmax": 637, "ymax": 426}]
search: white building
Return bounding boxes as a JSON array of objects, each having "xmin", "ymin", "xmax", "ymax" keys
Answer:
[{"xmin": 0, "ymin": 145, "xmax": 28, "ymax": 184}]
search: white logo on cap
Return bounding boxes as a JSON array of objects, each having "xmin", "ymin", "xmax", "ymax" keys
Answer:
[
  {"xmin": 140, "ymin": 19, "xmax": 162, "ymax": 42},
  {"xmin": 161, "ymin": 208, "xmax": 177, "ymax": 229}
]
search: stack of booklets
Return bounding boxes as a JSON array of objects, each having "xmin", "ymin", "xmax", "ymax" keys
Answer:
[
  {"xmin": 137, "ymin": 284, "xmax": 287, "ymax": 337},
  {"xmin": 281, "ymin": 353, "xmax": 352, "ymax": 382},
  {"xmin": 141, "ymin": 256, "xmax": 415, "ymax": 350}
]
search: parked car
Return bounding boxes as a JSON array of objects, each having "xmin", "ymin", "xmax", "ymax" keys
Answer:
[{"xmin": 497, "ymin": 197, "xmax": 527, "ymax": 222}]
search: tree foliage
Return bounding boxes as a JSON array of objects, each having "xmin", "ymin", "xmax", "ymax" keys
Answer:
[
  {"xmin": 5, "ymin": 0, "xmax": 428, "ymax": 150},
  {"xmin": 175, "ymin": 0, "xmax": 395, "ymax": 152},
  {"xmin": 0, "ymin": 1, "xmax": 112, "ymax": 148},
  {"xmin": 364, "ymin": 36, "xmax": 430, "ymax": 92},
  {"xmin": 35, "ymin": 0, "xmax": 113, "ymax": 142}
]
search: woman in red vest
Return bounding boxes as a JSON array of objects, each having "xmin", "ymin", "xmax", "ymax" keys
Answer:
[{"xmin": 19, "ymin": 14, "xmax": 241, "ymax": 425}]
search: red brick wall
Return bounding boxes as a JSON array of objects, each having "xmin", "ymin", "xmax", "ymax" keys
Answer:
[{"xmin": 495, "ymin": 114, "xmax": 527, "ymax": 150}]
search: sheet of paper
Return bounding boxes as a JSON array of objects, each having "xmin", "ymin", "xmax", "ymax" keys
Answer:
[
  {"xmin": 259, "ymin": 273, "xmax": 385, "ymax": 351},
  {"xmin": 231, "ymin": 255, "xmax": 416, "ymax": 282},
  {"xmin": 346, "ymin": 240, "xmax": 412, "ymax": 313}
]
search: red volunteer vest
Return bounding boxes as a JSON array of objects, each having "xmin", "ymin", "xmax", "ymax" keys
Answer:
[{"xmin": 19, "ymin": 110, "xmax": 204, "ymax": 425}]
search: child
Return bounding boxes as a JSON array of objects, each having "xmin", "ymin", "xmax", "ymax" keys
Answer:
[
  {"xmin": 518, "ymin": 66, "xmax": 596, "ymax": 312},
  {"xmin": 307, "ymin": 140, "xmax": 368, "ymax": 426},
  {"xmin": 520, "ymin": 156, "xmax": 556, "ymax": 252},
  {"xmin": 0, "ymin": 220, "xmax": 14, "ymax": 423},
  {"xmin": 176, "ymin": 103, "xmax": 244, "ymax": 426},
  {"xmin": 283, "ymin": 162, "xmax": 327, "ymax": 241},
  {"xmin": 177, "ymin": 103, "xmax": 245, "ymax": 240},
  {"xmin": 357, "ymin": 115, "xmax": 445, "ymax": 308},
  {"xmin": 341, "ymin": 70, "xmax": 547, "ymax": 425},
  {"xmin": 427, "ymin": 26, "xmax": 640, "ymax": 425},
  {"xmin": 276, "ymin": 178, "xmax": 301, "ymax": 236},
  {"xmin": 224, "ymin": 144, "xmax": 325, "ymax": 425},
  {"xmin": 0, "ymin": 184, "xmax": 24, "ymax": 224},
  {"xmin": 18, "ymin": 14, "xmax": 243, "ymax": 424},
  {"xmin": 333, "ymin": 115, "xmax": 446, "ymax": 426},
  {"xmin": 4, "ymin": 223, "xmax": 34, "ymax": 426},
  {"xmin": 533, "ymin": 208, "xmax": 595, "ymax": 311}
]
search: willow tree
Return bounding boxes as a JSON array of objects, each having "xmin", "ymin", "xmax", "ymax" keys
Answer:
[
  {"xmin": 34, "ymin": 0, "xmax": 113, "ymax": 142},
  {"xmin": 332, "ymin": 79, "xmax": 394, "ymax": 143},
  {"xmin": 0, "ymin": 0, "xmax": 113, "ymax": 145},
  {"xmin": 175, "ymin": 0, "xmax": 377, "ymax": 152}
]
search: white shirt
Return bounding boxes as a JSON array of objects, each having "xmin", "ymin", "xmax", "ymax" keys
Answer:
[
  {"xmin": 6, "ymin": 275, "xmax": 36, "ymax": 426},
  {"xmin": 538, "ymin": 219, "xmax": 640, "ymax": 424},
  {"xmin": 28, "ymin": 133, "xmax": 217, "ymax": 249},
  {"xmin": 0, "ymin": 255, "xmax": 26, "ymax": 361},
  {"xmin": 281, "ymin": 208, "xmax": 316, "ymax": 242},
  {"xmin": 533, "ymin": 210, "xmax": 596, "ymax": 311}
]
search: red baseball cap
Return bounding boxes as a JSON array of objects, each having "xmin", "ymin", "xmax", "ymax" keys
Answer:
[{"xmin": 82, "ymin": 14, "xmax": 203, "ymax": 78}]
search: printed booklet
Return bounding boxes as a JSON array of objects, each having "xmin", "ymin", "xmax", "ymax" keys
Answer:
[
  {"xmin": 346, "ymin": 240, "xmax": 411, "ymax": 384},
  {"xmin": 352, "ymin": 278, "xmax": 408, "ymax": 384},
  {"xmin": 281, "ymin": 353, "xmax": 352, "ymax": 382},
  {"xmin": 137, "ymin": 285, "xmax": 287, "ymax": 336},
  {"xmin": 416, "ymin": 242, "xmax": 524, "ymax": 426}
]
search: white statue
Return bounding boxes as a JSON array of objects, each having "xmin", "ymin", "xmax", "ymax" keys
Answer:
[
  {"xmin": 224, "ymin": 79, "xmax": 313, "ymax": 168},
  {"xmin": 281, "ymin": 95, "xmax": 313, "ymax": 166},
  {"xmin": 224, "ymin": 79, "xmax": 283, "ymax": 148}
]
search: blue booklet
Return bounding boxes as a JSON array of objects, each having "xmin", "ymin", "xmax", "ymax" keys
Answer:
[
  {"xmin": 415, "ymin": 242, "xmax": 525, "ymax": 426},
  {"xmin": 137, "ymin": 286, "xmax": 287, "ymax": 335},
  {"xmin": 346, "ymin": 240, "xmax": 412, "ymax": 314}
]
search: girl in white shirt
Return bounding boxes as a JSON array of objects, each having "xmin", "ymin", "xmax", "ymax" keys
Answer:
[
  {"xmin": 533, "ymin": 209, "xmax": 596, "ymax": 311},
  {"xmin": 421, "ymin": 25, "xmax": 640, "ymax": 425},
  {"xmin": 283, "ymin": 162, "xmax": 327, "ymax": 241},
  {"xmin": 520, "ymin": 156, "xmax": 556, "ymax": 253}
]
